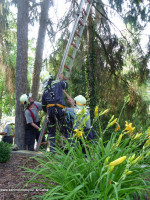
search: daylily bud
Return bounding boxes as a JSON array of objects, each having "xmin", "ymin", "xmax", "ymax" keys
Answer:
[
  {"xmin": 147, "ymin": 152, "xmax": 150, "ymax": 157},
  {"xmin": 108, "ymin": 118, "xmax": 118, "ymax": 128},
  {"xmin": 144, "ymin": 140, "xmax": 150, "ymax": 148},
  {"xmin": 126, "ymin": 170, "xmax": 133, "ymax": 175},
  {"xmin": 131, "ymin": 156, "xmax": 140, "ymax": 165},
  {"xmin": 94, "ymin": 106, "xmax": 98, "ymax": 117},
  {"xmin": 109, "ymin": 166, "xmax": 115, "ymax": 172},
  {"xmin": 133, "ymin": 133, "xmax": 142, "ymax": 140},
  {"xmin": 117, "ymin": 134, "xmax": 123, "ymax": 145},
  {"xmin": 128, "ymin": 154, "xmax": 135, "ymax": 162},
  {"xmin": 104, "ymin": 156, "xmax": 110, "ymax": 164},
  {"xmin": 109, "ymin": 156, "xmax": 126, "ymax": 166},
  {"xmin": 109, "ymin": 115, "xmax": 114, "ymax": 122},
  {"xmin": 100, "ymin": 109, "xmax": 109, "ymax": 116}
]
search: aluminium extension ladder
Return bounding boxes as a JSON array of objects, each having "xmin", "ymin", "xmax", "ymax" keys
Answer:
[{"xmin": 35, "ymin": 0, "xmax": 94, "ymax": 152}]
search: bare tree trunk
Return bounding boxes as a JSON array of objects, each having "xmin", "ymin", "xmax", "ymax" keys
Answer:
[
  {"xmin": 15, "ymin": 0, "xmax": 28, "ymax": 150},
  {"xmin": 31, "ymin": 0, "xmax": 51, "ymax": 100},
  {"xmin": 0, "ymin": 89, "xmax": 3, "ymax": 120},
  {"xmin": 87, "ymin": 10, "xmax": 97, "ymax": 120}
]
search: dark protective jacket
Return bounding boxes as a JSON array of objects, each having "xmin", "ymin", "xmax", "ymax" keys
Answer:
[{"xmin": 42, "ymin": 79, "xmax": 68, "ymax": 112}]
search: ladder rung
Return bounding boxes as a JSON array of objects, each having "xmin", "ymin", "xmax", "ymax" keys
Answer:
[
  {"xmin": 41, "ymin": 142, "xmax": 47, "ymax": 145},
  {"xmin": 71, "ymin": 43, "xmax": 77, "ymax": 48},
  {"xmin": 75, "ymin": 31, "xmax": 80, "ymax": 37},
  {"xmin": 64, "ymin": 65, "xmax": 70, "ymax": 70},
  {"xmin": 82, "ymin": 8, "xmax": 87, "ymax": 15},
  {"xmin": 68, "ymin": 54, "xmax": 73, "ymax": 59},
  {"xmin": 79, "ymin": 19, "xmax": 84, "ymax": 26}
]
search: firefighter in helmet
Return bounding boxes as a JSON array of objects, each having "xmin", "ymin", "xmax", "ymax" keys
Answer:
[
  {"xmin": 0, "ymin": 118, "xmax": 15, "ymax": 144},
  {"xmin": 40, "ymin": 70, "xmax": 69, "ymax": 152},
  {"xmin": 63, "ymin": 91, "xmax": 95, "ymax": 141},
  {"xmin": 20, "ymin": 93, "xmax": 45, "ymax": 151}
]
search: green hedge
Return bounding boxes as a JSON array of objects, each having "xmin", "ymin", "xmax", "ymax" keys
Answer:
[{"xmin": 0, "ymin": 141, "xmax": 11, "ymax": 163}]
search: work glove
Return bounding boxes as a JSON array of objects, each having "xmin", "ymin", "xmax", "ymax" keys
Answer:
[{"xmin": 38, "ymin": 127, "xmax": 42, "ymax": 132}]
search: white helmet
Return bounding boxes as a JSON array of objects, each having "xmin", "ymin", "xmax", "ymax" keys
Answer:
[
  {"xmin": 20, "ymin": 93, "xmax": 32, "ymax": 105},
  {"xmin": 5, "ymin": 117, "xmax": 12, "ymax": 125},
  {"xmin": 40, "ymin": 70, "xmax": 53, "ymax": 84},
  {"xmin": 74, "ymin": 95, "xmax": 86, "ymax": 108},
  {"xmin": 5, "ymin": 117, "xmax": 15, "ymax": 125}
]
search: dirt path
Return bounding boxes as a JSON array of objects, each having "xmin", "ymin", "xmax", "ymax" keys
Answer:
[{"xmin": 0, "ymin": 153, "xmax": 46, "ymax": 200}]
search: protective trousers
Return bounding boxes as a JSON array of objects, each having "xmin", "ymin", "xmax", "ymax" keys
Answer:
[
  {"xmin": 47, "ymin": 107, "xmax": 69, "ymax": 152},
  {"xmin": 25, "ymin": 122, "xmax": 45, "ymax": 151},
  {"xmin": 2, "ymin": 136, "xmax": 13, "ymax": 144}
]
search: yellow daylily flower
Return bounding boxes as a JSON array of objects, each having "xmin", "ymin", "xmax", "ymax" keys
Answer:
[
  {"xmin": 74, "ymin": 129, "xmax": 84, "ymax": 138},
  {"xmin": 124, "ymin": 121, "xmax": 135, "ymax": 134},
  {"xmin": 94, "ymin": 106, "xmax": 98, "ymax": 117},
  {"xmin": 78, "ymin": 131, "xmax": 83, "ymax": 138},
  {"xmin": 109, "ymin": 156, "xmax": 126, "ymax": 166}
]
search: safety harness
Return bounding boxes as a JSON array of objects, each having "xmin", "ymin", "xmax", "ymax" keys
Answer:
[
  {"xmin": 27, "ymin": 103, "xmax": 38, "ymax": 122},
  {"xmin": 45, "ymin": 80, "xmax": 66, "ymax": 109},
  {"xmin": 46, "ymin": 104, "xmax": 65, "ymax": 109}
]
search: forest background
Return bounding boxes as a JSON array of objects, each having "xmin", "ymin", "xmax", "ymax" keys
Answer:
[{"xmin": 0, "ymin": 0, "xmax": 150, "ymax": 149}]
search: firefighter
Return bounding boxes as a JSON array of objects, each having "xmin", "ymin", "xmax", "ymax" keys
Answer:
[
  {"xmin": 40, "ymin": 70, "xmax": 69, "ymax": 152},
  {"xmin": 20, "ymin": 93, "xmax": 45, "ymax": 151},
  {"xmin": 63, "ymin": 91, "xmax": 95, "ymax": 141},
  {"xmin": 0, "ymin": 118, "xmax": 15, "ymax": 144}
]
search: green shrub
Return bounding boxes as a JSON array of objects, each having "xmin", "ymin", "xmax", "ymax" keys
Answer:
[{"xmin": 0, "ymin": 141, "xmax": 11, "ymax": 163}]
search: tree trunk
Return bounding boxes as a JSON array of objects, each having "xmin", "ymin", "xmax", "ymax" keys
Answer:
[
  {"xmin": 15, "ymin": 0, "xmax": 28, "ymax": 150},
  {"xmin": 31, "ymin": 0, "xmax": 51, "ymax": 100},
  {"xmin": 0, "ymin": 89, "xmax": 3, "ymax": 120},
  {"xmin": 87, "ymin": 10, "xmax": 97, "ymax": 120}
]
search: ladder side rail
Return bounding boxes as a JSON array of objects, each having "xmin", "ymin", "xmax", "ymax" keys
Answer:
[
  {"xmin": 66, "ymin": 1, "xmax": 93, "ymax": 78},
  {"xmin": 35, "ymin": 116, "xmax": 47, "ymax": 151},
  {"xmin": 56, "ymin": 0, "xmax": 84, "ymax": 80},
  {"xmin": 72, "ymin": 1, "xmax": 93, "ymax": 58},
  {"xmin": 71, "ymin": 2, "xmax": 93, "ymax": 60}
]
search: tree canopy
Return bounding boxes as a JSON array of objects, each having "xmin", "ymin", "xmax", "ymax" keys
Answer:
[{"xmin": 0, "ymin": 0, "xmax": 150, "ymax": 142}]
